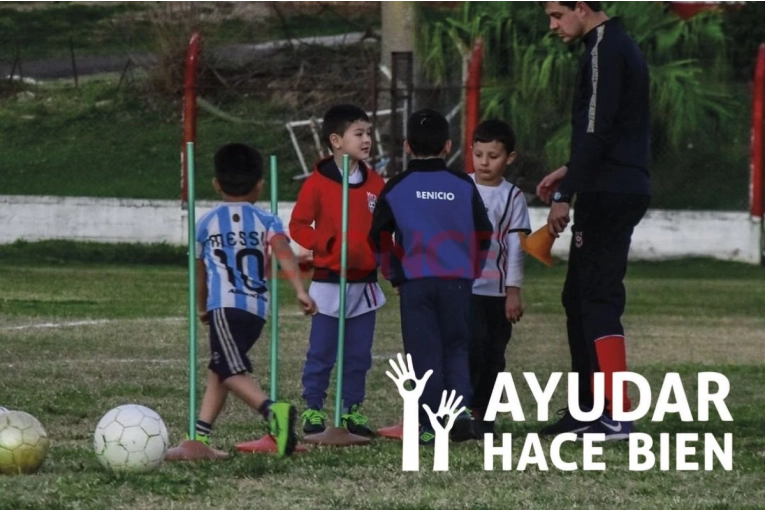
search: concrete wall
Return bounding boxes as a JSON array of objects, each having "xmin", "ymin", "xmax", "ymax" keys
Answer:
[{"xmin": 0, "ymin": 195, "xmax": 761, "ymax": 264}]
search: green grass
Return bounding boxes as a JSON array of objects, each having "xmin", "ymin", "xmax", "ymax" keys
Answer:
[
  {"xmin": 0, "ymin": 2, "xmax": 379, "ymax": 60},
  {"xmin": 0, "ymin": 3, "xmax": 153, "ymax": 60},
  {"xmin": 0, "ymin": 247, "xmax": 763, "ymax": 508},
  {"xmin": 1, "ymin": 79, "xmax": 306, "ymax": 201}
]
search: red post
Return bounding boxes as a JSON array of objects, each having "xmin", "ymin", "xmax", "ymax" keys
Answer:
[
  {"xmin": 181, "ymin": 33, "xmax": 201, "ymax": 209},
  {"xmin": 464, "ymin": 38, "xmax": 483, "ymax": 174},
  {"xmin": 751, "ymin": 44, "xmax": 765, "ymax": 220}
]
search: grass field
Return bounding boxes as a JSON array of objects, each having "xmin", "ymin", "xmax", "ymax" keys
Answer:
[
  {"xmin": 1, "ymin": 79, "xmax": 305, "ymax": 202},
  {"xmin": 0, "ymin": 2, "xmax": 380, "ymax": 60},
  {"xmin": 0, "ymin": 244, "xmax": 763, "ymax": 509}
]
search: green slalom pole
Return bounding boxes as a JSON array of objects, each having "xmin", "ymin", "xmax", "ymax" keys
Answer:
[
  {"xmin": 334, "ymin": 154, "xmax": 350, "ymax": 428},
  {"xmin": 269, "ymin": 155, "xmax": 279, "ymax": 401},
  {"xmin": 186, "ymin": 141, "xmax": 198, "ymax": 440}
]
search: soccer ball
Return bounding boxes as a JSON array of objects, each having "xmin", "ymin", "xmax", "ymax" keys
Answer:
[
  {"xmin": 0, "ymin": 407, "xmax": 8, "ymax": 414},
  {"xmin": 94, "ymin": 404, "xmax": 169, "ymax": 473},
  {"xmin": 0, "ymin": 411, "xmax": 51, "ymax": 474}
]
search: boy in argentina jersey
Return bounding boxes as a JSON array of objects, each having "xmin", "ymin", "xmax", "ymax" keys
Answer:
[
  {"xmin": 469, "ymin": 120, "xmax": 531, "ymax": 435},
  {"xmin": 194, "ymin": 143, "xmax": 317, "ymax": 457}
]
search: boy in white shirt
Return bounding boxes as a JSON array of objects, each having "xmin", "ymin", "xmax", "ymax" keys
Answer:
[{"xmin": 469, "ymin": 120, "xmax": 531, "ymax": 435}]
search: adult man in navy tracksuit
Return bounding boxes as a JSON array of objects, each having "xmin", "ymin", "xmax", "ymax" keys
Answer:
[
  {"xmin": 538, "ymin": 2, "xmax": 651, "ymax": 440},
  {"xmin": 369, "ymin": 109, "xmax": 492, "ymax": 444}
]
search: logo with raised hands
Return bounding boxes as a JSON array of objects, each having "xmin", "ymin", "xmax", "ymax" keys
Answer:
[
  {"xmin": 387, "ymin": 352, "xmax": 467, "ymax": 472},
  {"xmin": 423, "ymin": 390, "xmax": 465, "ymax": 471},
  {"xmin": 386, "ymin": 353, "xmax": 432, "ymax": 472}
]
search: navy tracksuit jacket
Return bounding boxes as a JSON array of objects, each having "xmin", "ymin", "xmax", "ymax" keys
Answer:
[
  {"xmin": 559, "ymin": 18, "xmax": 652, "ymax": 411},
  {"xmin": 369, "ymin": 158, "xmax": 492, "ymax": 426}
]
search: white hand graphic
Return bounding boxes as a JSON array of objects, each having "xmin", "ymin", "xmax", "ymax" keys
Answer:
[
  {"xmin": 423, "ymin": 390, "xmax": 466, "ymax": 472},
  {"xmin": 386, "ymin": 353, "xmax": 433, "ymax": 472}
]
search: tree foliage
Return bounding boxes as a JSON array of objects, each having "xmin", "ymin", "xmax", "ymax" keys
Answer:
[
  {"xmin": 417, "ymin": 2, "xmax": 746, "ymax": 208},
  {"xmin": 723, "ymin": 2, "xmax": 765, "ymax": 81}
]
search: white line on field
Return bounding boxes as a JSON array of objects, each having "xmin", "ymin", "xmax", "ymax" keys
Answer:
[
  {"xmin": 0, "ymin": 317, "xmax": 185, "ymax": 331},
  {"xmin": 1, "ymin": 358, "xmax": 185, "ymax": 366},
  {"xmin": 2, "ymin": 319, "xmax": 112, "ymax": 331},
  {"xmin": 2, "ymin": 354, "xmax": 402, "ymax": 366},
  {"xmin": 2, "ymin": 312, "xmax": 310, "ymax": 332}
]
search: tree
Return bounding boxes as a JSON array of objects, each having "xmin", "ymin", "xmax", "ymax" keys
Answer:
[
  {"xmin": 417, "ymin": 2, "xmax": 745, "ymax": 208},
  {"xmin": 723, "ymin": 2, "xmax": 765, "ymax": 80}
]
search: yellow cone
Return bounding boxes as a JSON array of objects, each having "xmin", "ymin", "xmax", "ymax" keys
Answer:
[{"xmin": 519, "ymin": 226, "xmax": 555, "ymax": 267}]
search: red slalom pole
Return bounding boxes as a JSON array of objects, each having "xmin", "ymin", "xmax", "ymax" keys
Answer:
[
  {"xmin": 464, "ymin": 38, "xmax": 483, "ymax": 174},
  {"xmin": 181, "ymin": 33, "xmax": 200, "ymax": 210},
  {"xmin": 750, "ymin": 44, "xmax": 765, "ymax": 222}
]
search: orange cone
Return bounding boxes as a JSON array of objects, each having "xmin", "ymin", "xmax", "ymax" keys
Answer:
[
  {"xmin": 519, "ymin": 227, "xmax": 555, "ymax": 267},
  {"xmin": 376, "ymin": 421, "xmax": 404, "ymax": 440}
]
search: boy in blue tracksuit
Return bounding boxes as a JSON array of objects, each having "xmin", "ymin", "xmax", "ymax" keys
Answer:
[{"xmin": 368, "ymin": 109, "xmax": 493, "ymax": 444}]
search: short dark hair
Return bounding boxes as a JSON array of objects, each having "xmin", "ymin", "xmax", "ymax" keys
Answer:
[
  {"xmin": 472, "ymin": 120, "xmax": 516, "ymax": 153},
  {"xmin": 406, "ymin": 109, "xmax": 450, "ymax": 157},
  {"xmin": 322, "ymin": 104, "xmax": 370, "ymax": 149},
  {"xmin": 214, "ymin": 143, "xmax": 263, "ymax": 196},
  {"xmin": 556, "ymin": 1, "xmax": 602, "ymax": 12}
]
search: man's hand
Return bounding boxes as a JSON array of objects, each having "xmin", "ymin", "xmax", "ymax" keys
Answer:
[
  {"xmin": 198, "ymin": 310, "xmax": 210, "ymax": 325},
  {"xmin": 547, "ymin": 201, "xmax": 570, "ymax": 238},
  {"xmin": 505, "ymin": 287, "xmax": 523, "ymax": 324},
  {"xmin": 536, "ymin": 166, "xmax": 568, "ymax": 204}
]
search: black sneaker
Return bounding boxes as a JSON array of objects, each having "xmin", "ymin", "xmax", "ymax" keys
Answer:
[
  {"xmin": 419, "ymin": 426, "xmax": 436, "ymax": 446},
  {"xmin": 301, "ymin": 408, "xmax": 327, "ymax": 435},
  {"xmin": 449, "ymin": 410, "xmax": 478, "ymax": 442},
  {"xmin": 474, "ymin": 419, "xmax": 495, "ymax": 437},
  {"xmin": 575, "ymin": 414, "xmax": 633, "ymax": 441},
  {"xmin": 341, "ymin": 404, "xmax": 374, "ymax": 437},
  {"xmin": 539, "ymin": 407, "xmax": 595, "ymax": 436}
]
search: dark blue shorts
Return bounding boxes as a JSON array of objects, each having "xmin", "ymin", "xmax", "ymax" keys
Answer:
[{"xmin": 208, "ymin": 308, "xmax": 266, "ymax": 381}]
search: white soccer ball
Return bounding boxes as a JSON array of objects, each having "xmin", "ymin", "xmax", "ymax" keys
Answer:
[
  {"xmin": 0, "ymin": 407, "xmax": 8, "ymax": 414},
  {"xmin": 94, "ymin": 404, "xmax": 169, "ymax": 473}
]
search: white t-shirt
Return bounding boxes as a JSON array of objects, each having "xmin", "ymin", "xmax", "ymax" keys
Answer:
[
  {"xmin": 309, "ymin": 281, "xmax": 387, "ymax": 318},
  {"xmin": 471, "ymin": 175, "xmax": 531, "ymax": 297}
]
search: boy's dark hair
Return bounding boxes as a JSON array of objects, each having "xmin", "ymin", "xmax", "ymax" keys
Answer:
[
  {"xmin": 473, "ymin": 119, "xmax": 516, "ymax": 153},
  {"xmin": 322, "ymin": 104, "xmax": 370, "ymax": 150},
  {"xmin": 556, "ymin": 1, "xmax": 602, "ymax": 12},
  {"xmin": 406, "ymin": 109, "xmax": 450, "ymax": 157},
  {"xmin": 214, "ymin": 143, "xmax": 263, "ymax": 196}
]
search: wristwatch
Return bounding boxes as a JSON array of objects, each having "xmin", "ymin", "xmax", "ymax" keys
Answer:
[{"xmin": 552, "ymin": 191, "xmax": 571, "ymax": 204}]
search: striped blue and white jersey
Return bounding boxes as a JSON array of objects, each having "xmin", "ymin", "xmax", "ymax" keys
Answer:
[
  {"xmin": 195, "ymin": 202, "xmax": 285, "ymax": 318},
  {"xmin": 471, "ymin": 175, "xmax": 531, "ymax": 296}
]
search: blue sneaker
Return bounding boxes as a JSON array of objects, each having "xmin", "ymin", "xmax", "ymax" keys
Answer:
[
  {"xmin": 539, "ymin": 407, "xmax": 595, "ymax": 436},
  {"xmin": 595, "ymin": 414, "xmax": 632, "ymax": 441},
  {"xmin": 575, "ymin": 414, "xmax": 632, "ymax": 441}
]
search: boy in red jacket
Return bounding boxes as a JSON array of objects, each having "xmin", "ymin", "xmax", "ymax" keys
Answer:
[{"xmin": 289, "ymin": 104, "xmax": 386, "ymax": 437}]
